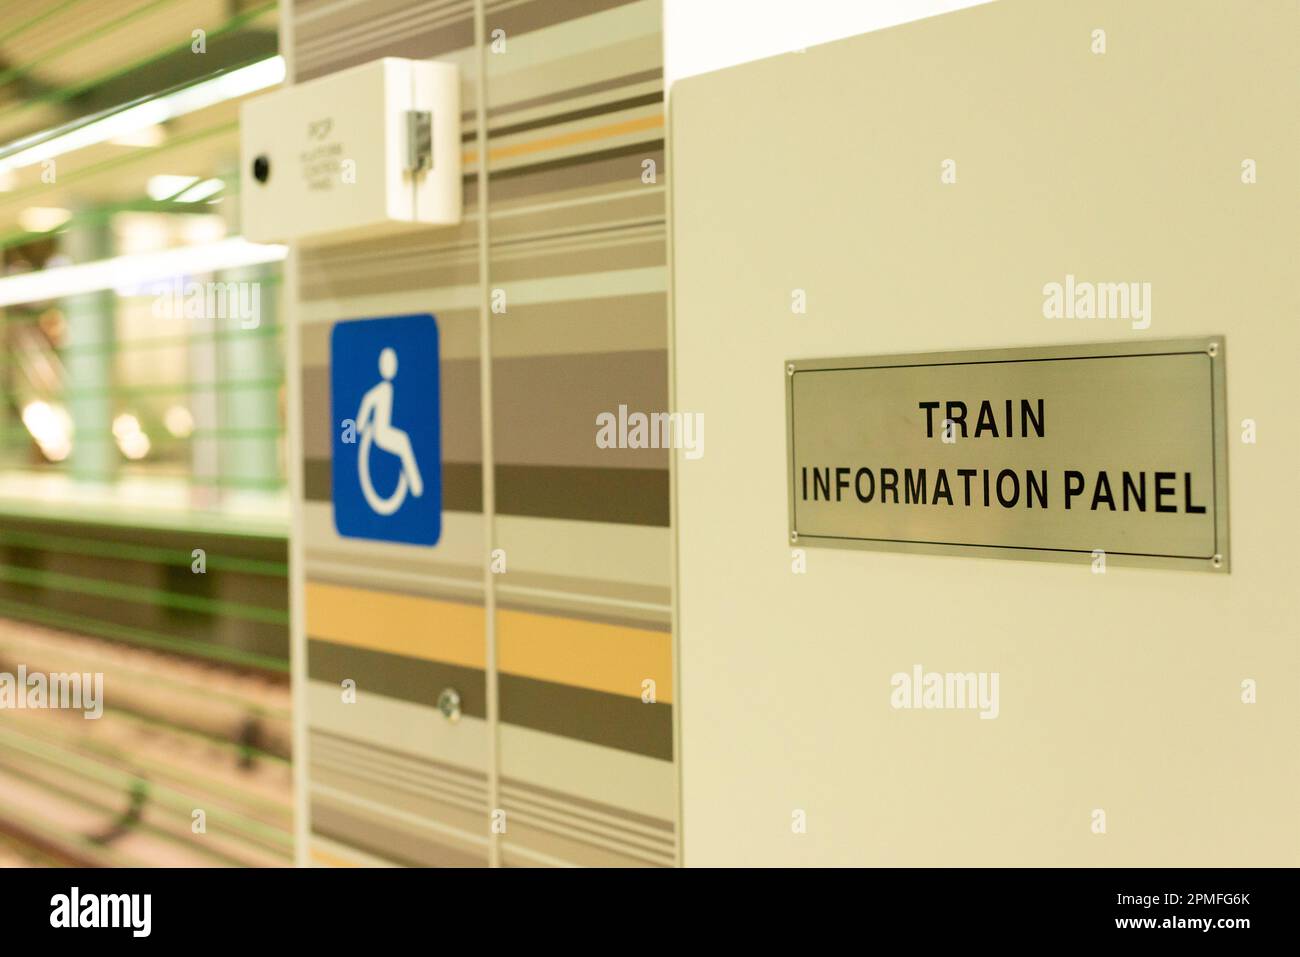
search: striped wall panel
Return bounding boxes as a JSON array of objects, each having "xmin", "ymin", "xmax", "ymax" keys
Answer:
[
  {"xmin": 294, "ymin": 0, "xmax": 490, "ymax": 868},
  {"xmin": 290, "ymin": 0, "xmax": 673, "ymax": 867},
  {"xmin": 483, "ymin": 0, "xmax": 672, "ymax": 869}
]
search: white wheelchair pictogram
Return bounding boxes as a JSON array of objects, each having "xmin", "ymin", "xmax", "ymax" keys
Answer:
[{"xmin": 356, "ymin": 347, "xmax": 424, "ymax": 516}]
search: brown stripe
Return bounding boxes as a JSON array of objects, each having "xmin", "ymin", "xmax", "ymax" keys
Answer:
[
  {"xmin": 500, "ymin": 674, "xmax": 673, "ymax": 761},
  {"xmin": 304, "ymin": 460, "xmax": 483, "ymax": 512},
  {"xmin": 496, "ymin": 465, "xmax": 668, "ymax": 525},
  {"xmin": 307, "ymin": 639, "xmax": 672, "ymax": 759},
  {"xmin": 303, "ymin": 459, "xmax": 330, "ymax": 501},
  {"xmin": 308, "ymin": 638, "xmax": 488, "ymax": 718}
]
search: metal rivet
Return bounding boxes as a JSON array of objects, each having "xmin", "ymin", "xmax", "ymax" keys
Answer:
[
  {"xmin": 786, "ymin": 364, "xmax": 795, "ymax": 376},
  {"xmin": 790, "ymin": 530, "xmax": 798, "ymax": 543},
  {"xmin": 1211, "ymin": 554, "xmax": 1223, "ymax": 569},
  {"xmin": 437, "ymin": 687, "xmax": 461, "ymax": 723},
  {"xmin": 1207, "ymin": 342, "xmax": 1218, "ymax": 357}
]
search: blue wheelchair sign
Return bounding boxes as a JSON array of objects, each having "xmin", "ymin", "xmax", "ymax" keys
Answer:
[{"xmin": 329, "ymin": 313, "xmax": 442, "ymax": 546}]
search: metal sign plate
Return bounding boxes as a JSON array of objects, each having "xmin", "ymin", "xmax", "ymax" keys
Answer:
[{"xmin": 785, "ymin": 338, "xmax": 1229, "ymax": 572}]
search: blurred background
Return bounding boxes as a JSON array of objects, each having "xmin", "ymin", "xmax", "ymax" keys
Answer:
[{"xmin": 0, "ymin": 0, "xmax": 290, "ymax": 866}]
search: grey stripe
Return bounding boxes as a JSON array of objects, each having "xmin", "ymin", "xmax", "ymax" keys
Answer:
[
  {"xmin": 489, "ymin": 144, "xmax": 664, "ymax": 199},
  {"xmin": 488, "ymin": 91, "xmax": 664, "ymax": 139},
  {"xmin": 490, "ymin": 293, "xmax": 667, "ymax": 360},
  {"xmin": 487, "ymin": 68, "xmax": 662, "ymax": 119},
  {"xmin": 303, "ymin": 310, "xmax": 480, "ymax": 365},
  {"xmin": 488, "ymin": 233, "xmax": 664, "ymax": 283},
  {"xmin": 492, "ymin": 349, "xmax": 668, "ymax": 468},
  {"xmin": 311, "ymin": 801, "xmax": 487, "ymax": 867},
  {"xmin": 296, "ymin": 0, "xmax": 474, "ymax": 81},
  {"xmin": 491, "ymin": 138, "xmax": 665, "ymax": 184},
  {"xmin": 485, "ymin": 0, "xmax": 644, "ymax": 41},
  {"xmin": 499, "ymin": 775, "xmax": 673, "ymax": 833}
]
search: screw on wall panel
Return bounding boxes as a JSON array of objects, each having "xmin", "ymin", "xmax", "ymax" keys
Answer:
[
  {"xmin": 787, "ymin": 364, "xmax": 795, "ymax": 376},
  {"xmin": 1207, "ymin": 342, "xmax": 1218, "ymax": 357},
  {"xmin": 437, "ymin": 687, "xmax": 461, "ymax": 723},
  {"xmin": 790, "ymin": 530, "xmax": 798, "ymax": 543},
  {"xmin": 1212, "ymin": 554, "xmax": 1223, "ymax": 569}
]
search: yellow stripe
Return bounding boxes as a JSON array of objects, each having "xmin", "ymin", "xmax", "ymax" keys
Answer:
[
  {"xmin": 310, "ymin": 847, "xmax": 359, "ymax": 868},
  {"xmin": 499, "ymin": 608, "xmax": 672, "ymax": 704},
  {"xmin": 305, "ymin": 581, "xmax": 671, "ymax": 701},
  {"xmin": 305, "ymin": 581, "xmax": 485, "ymax": 669},
  {"xmin": 463, "ymin": 113, "xmax": 664, "ymax": 165}
]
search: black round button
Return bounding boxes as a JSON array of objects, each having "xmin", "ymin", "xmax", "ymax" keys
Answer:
[{"xmin": 252, "ymin": 154, "xmax": 270, "ymax": 184}]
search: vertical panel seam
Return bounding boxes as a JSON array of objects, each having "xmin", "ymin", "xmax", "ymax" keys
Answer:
[{"xmin": 473, "ymin": 0, "xmax": 501, "ymax": 868}]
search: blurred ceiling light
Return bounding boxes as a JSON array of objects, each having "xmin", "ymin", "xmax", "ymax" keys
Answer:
[
  {"xmin": 164, "ymin": 405, "xmax": 195, "ymax": 438},
  {"xmin": 174, "ymin": 178, "xmax": 224, "ymax": 203},
  {"xmin": 22, "ymin": 401, "xmax": 73, "ymax": 462},
  {"xmin": 17, "ymin": 206, "xmax": 72, "ymax": 232},
  {"xmin": 147, "ymin": 174, "xmax": 199, "ymax": 200},
  {"xmin": 113, "ymin": 413, "xmax": 152, "ymax": 460},
  {"xmin": 0, "ymin": 237, "xmax": 286, "ymax": 307},
  {"xmin": 0, "ymin": 56, "xmax": 285, "ymax": 174},
  {"xmin": 110, "ymin": 124, "xmax": 165, "ymax": 148},
  {"xmin": 120, "ymin": 432, "xmax": 152, "ymax": 460}
]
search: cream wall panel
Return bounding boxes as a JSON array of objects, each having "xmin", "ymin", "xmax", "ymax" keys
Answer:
[{"xmin": 672, "ymin": 0, "xmax": 1299, "ymax": 866}]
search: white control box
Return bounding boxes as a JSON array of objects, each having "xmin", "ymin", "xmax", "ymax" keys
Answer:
[{"xmin": 240, "ymin": 57, "xmax": 461, "ymax": 245}]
